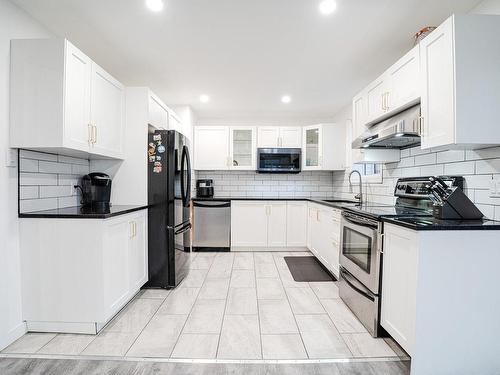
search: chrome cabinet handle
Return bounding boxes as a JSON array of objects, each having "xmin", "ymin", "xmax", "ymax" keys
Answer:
[{"xmin": 94, "ymin": 125, "xmax": 98, "ymax": 144}]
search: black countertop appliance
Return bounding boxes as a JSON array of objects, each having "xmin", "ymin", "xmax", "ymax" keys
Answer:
[
  {"xmin": 79, "ymin": 172, "xmax": 112, "ymax": 210},
  {"xmin": 196, "ymin": 179, "xmax": 214, "ymax": 198}
]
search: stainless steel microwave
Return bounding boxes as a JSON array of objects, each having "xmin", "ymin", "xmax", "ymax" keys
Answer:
[{"xmin": 257, "ymin": 148, "xmax": 301, "ymax": 173}]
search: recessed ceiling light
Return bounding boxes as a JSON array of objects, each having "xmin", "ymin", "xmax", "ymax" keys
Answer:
[
  {"xmin": 199, "ymin": 94, "xmax": 210, "ymax": 103},
  {"xmin": 146, "ymin": 0, "xmax": 164, "ymax": 12},
  {"xmin": 319, "ymin": 0, "xmax": 337, "ymax": 15},
  {"xmin": 281, "ymin": 95, "xmax": 291, "ymax": 104}
]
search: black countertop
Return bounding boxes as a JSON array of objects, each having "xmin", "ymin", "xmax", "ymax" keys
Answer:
[
  {"xmin": 382, "ymin": 216, "xmax": 500, "ymax": 231},
  {"xmin": 19, "ymin": 205, "xmax": 149, "ymax": 219},
  {"xmin": 192, "ymin": 196, "xmax": 360, "ymax": 209}
]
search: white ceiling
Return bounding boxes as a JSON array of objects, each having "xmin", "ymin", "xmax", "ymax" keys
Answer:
[{"xmin": 11, "ymin": 0, "xmax": 481, "ymax": 119}]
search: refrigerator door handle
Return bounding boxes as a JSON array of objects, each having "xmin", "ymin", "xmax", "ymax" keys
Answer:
[{"xmin": 181, "ymin": 145, "xmax": 192, "ymax": 207}]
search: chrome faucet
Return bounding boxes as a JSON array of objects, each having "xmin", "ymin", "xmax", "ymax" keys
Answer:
[{"xmin": 349, "ymin": 170, "xmax": 363, "ymax": 205}]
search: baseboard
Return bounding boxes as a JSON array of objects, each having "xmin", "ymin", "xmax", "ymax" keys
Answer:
[
  {"xmin": 26, "ymin": 321, "xmax": 98, "ymax": 334},
  {"xmin": 0, "ymin": 321, "xmax": 27, "ymax": 351},
  {"xmin": 231, "ymin": 247, "xmax": 309, "ymax": 252}
]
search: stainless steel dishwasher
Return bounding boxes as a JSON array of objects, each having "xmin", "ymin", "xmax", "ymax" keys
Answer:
[{"xmin": 192, "ymin": 200, "xmax": 231, "ymax": 251}]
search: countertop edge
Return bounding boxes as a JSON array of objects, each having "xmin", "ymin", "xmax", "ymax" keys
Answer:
[
  {"xmin": 381, "ymin": 217, "xmax": 500, "ymax": 231},
  {"xmin": 192, "ymin": 197, "xmax": 355, "ymax": 209},
  {"xmin": 19, "ymin": 205, "xmax": 149, "ymax": 219}
]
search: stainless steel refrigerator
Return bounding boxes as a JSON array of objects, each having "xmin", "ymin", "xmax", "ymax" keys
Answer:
[{"xmin": 146, "ymin": 130, "xmax": 191, "ymax": 288}]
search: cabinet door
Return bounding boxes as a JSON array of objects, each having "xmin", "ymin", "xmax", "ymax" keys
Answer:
[
  {"xmin": 103, "ymin": 218, "xmax": 130, "ymax": 317},
  {"xmin": 303, "ymin": 125, "xmax": 323, "ymax": 170},
  {"xmin": 420, "ymin": 17, "xmax": 455, "ymax": 149},
  {"xmin": 279, "ymin": 127, "xmax": 302, "ymax": 148},
  {"xmin": 366, "ymin": 75, "xmax": 389, "ymax": 122},
  {"xmin": 257, "ymin": 127, "xmax": 279, "ymax": 148},
  {"xmin": 352, "ymin": 92, "xmax": 367, "ymax": 140},
  {"xmin": 148, "ymin": 95, "xmax": 168, "ymax": 129},
  {"xmin": 129, "ymin": 211, "xmax": 147, "ymax": 292},
  {"xmin": 64, "ymin": 41, "xmax": 92, "ymax": 152},
  {"xmin": 194, "ymin": 126, "xmax": 229, "ymax": 170},
  {"xmin": 388, "ymin": 46, "xmax": 420, "ymax": 111},
  {"xmin": 267, "ymin": 202, "xmax": 287, "ymax": 247},
  {"xmin": 90, "ymin": 63, "xmax": 125, "ymax": 158},
  {"xmin": 381, "ymin": 224, "xmax": 418, "ymax": 355},
  {"xmin": 230, "ymin": 127, "xmax": 256, "ymax": 170},
  {"xmin": 231, "ymin": 201, "xmax": 268, "ymax": 247},
  {"xmin": 286, "ymin": 201, "xmax": 308, "ymax": 247},
  {"xmin": 308, "ymin": 205, "xmax": 321, "ymax": 255}
]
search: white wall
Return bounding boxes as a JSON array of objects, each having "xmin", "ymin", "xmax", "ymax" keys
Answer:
[
  {"xmin": 0, "ymin": 0, "xmax": 53, "ymax": 350},
  {"xmin": 471, "ymin": 0, "xmax": 500, "ymax": 14}
]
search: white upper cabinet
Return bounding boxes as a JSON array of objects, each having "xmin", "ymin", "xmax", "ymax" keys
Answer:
[
  {"xmin": 352, "ymin": 45, "xmax": 420, "ymax": 140},
  {"xmin": 148, "ymin": 93, "xmax": 168, "ymax": 130},
  {"xmin": 230, "ymin": 126, "xmax": 256, "ymax": 170},
  {"xmin": 419, "ymin": 14, "xmax": 500, "ymax": 150},
  {"xmin": 194, "ymin": 126, "xmax": 230, "ymax": 170},
  {"xmin": 10, "ymin": 39, "xmax": 125, "ymax": 159},
  {"xmin": 257, "ymin": 126, "xmax": 301, "ymax": 148},
  {"xmin": 169, "ymin": 112, "xmax": 183, "ymax": 134},
  {"xmin": 303, "ymin": 124, "xmax": 346, "ymax": 171}
]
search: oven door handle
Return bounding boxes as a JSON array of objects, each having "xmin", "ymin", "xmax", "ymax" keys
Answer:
[
  {"xmin": 342, "ymin": 214, "xmax": 378, "ymax": 230},
  {"xmin": 341, "ymin": 269, "xmax": 375, "ymax": 302}
]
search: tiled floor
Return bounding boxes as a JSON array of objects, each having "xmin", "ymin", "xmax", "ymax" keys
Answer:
[{"xmin": 2, "ymin": 251, "xmax": 406, "ymax": 361}]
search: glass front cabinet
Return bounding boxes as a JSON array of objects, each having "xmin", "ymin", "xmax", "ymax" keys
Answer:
[
  {"xmin": 229, "ymin": 126, "xmax": 257, "ymax": 170},
  {"xmin": 303, "ymin": 124, "xmax": 323, "ymax": 170}
]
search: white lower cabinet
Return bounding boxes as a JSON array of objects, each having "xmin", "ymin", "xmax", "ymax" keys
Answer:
[
  {"xmin": 381, "ymin": 223, "xmax": 418, "ymax": 355},
  {"xmin": 231, "ymin": 200, "xmax": 307, "ymax": 249},
  {"xmin": 19, "ymin": 210, "xmax": 148, "ymax": 334},
  {"xmin": 307, "ymin": 203, "xmax": 341, "ymax": 277}
]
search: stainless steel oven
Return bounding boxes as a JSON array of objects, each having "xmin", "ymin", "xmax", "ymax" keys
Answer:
[{"xmin": 339, "ymin": 211, "xmax": 383, "ymax": 337}]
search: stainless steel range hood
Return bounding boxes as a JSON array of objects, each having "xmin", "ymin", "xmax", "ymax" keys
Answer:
[{"xmin": 352, "ymin": 105, "xmax": 421, "ymax": 149}]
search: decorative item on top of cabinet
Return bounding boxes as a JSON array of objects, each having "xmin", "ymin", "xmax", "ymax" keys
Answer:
[
  {"xmin": 257, "ymin": 126, "xmax": 302, "ymax": 148},
  {"xmin": 419, "ymin": 14, "xmax": 500, "ymax": 150},
  {"xmin": 302, "ymin": 124, "xmax": 346, "ymax": 171},
  {"xmin": 10, "ymin": 39, "xmax": 125, "ymax": 159},
  {"xmin": 194, "ymin": 126, "xmax": 256, "ymax": 170}
]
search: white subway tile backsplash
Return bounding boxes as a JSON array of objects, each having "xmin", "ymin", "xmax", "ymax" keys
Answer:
[
  {"xmin": 420, "ymin": 164, "xmax": 444, "ymax": 176},
  {"xmin": 436, "ymin": 150, "xmax": 465, "ymax": 164},
  {"xmin": 475, "ymin": 159, "xmax": 500, "ymax": 174},
  {"xmin": 443, "ymin": 161, "xmax": 475, "ymax": 175},
  {"xmin": 19, "ymin": 151, "xmax": 90, "ymax": 213},
  {"xmin": 39, "ymin": 161, "xmax": 72, "ymax": 174},
  {"xmin": 414, "ymin": 153, "xmax": 437, "ymax": 166},
  {"xmin": 466, "ymin": 146, "xmax": 500, "ymax": 161}
]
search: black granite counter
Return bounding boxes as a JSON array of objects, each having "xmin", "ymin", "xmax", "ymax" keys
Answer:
[
  {"xmin": 19, "ymin": 205, "xmax": 149, "ymax": 219},
  {"xmin": 192, "ymin": 197, "xmax": 359, "ymax": 209},
  {"xmin": 382, "ymin": 216, "xmax": 500, "ymax": 231}
]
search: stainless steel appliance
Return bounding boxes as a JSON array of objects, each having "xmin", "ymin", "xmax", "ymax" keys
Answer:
[
  {"xmin": 257, "ymin": 148, "xmax": 301, "ymax": 173},
  {"xmin": 196, "ymin": 179, "xmax": 214, "ymax": 198},
  {"xmin": 339, "ymin": 175, "xmax": 464, "ymax": 336},
  {"xmin": 147, "ymin": 130, "xmax": 192, "ymax": 289},
  {"xmin": 193, "ymin": 200, "xmax": 231, "ymax": 252},
  {"xmin": 76, "ymin": 172, "xmax": 112, "ymax": 210},
  {"xmin": 352, "ymin": 104, "xmax": 421, "ymax": 149}
]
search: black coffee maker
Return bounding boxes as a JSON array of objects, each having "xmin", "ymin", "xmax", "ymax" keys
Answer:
[
  {"xmin": 196, "ymin": 179, "xmax": 214, "ymax": 198},
  {"xmin": 76, "ymin": 173, "xmax": 112, "ymax": 210}
]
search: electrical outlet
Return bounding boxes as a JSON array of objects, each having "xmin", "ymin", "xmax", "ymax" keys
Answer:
[
  {"xmin": 5, "ymin": 149, "xmax": 17, "ymax": 168},
  {"xmin": 490, "ymin": 178, "xmax": 500, "ymax": 198}
]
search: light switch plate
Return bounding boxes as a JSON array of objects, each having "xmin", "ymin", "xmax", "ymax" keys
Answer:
[{"xmin": 5, "ymin": 149, "xmax": 17, "ymax": 168}]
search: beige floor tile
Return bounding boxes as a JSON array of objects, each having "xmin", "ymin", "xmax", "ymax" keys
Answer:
[
  {"xmin": 254, "ymin": 252, "xmax": 275, "ymax": 264},
  {"xmin": 183, "ymin": 299, "xmax": 225, "ymax": 334},
  {"xmin": 255, "ymin": 262, "xmax": 279, "ymax": 278},
  {"xmin": 217, "ymin": 315, "xmax": 261, "ymax": 359},
  {"xmin": 273, "ymin": 255, "xmax": 289, "ymax": 270},
  {"xmin": 37, "ymin": 334, "xmax": 95, "ymax": 355},
  {"xmin": 106, "ymin": 298, "xmax": 162, "ymax": 334},
  {"xmin": 198, "ymin": 278, "xmax": 230, "ymax": 300},
  {"xmin": 179, "ymin": 269, "xmax": 208, "ymax": 288},
  {"xmin": 126, "ymin": 314, "xmax": 187, "ymax": 357},
  {"xmin": 2, "ymin": 333, "xmax": 56, "ymax": 354},
  {"xmin": 256, "ymin": 278, "xmax": 286, "ymax": 300},
  {"xmin": 296, "ymin": 314, "xmax": 352, "ymax": 359},
  {"xmin": 233, "ymin": 253, "xmax": 254, "ymax": 270},
  {"xmin": 81, "ymin": 331, "xmax": 139, "ymax": 356},
  {"xmin": 258, "ymin": 299, "xmax": 298, "ymax": 334},
  {"xmin": 157, "ymin": 287, "xmax": 200, "ymax": 315},
  {"xmin": 171, "ymin": 334, "xmax": 219, "ymax": 359},
  {"xmin": 190, "ymin": 255, "xmax": 215, "ymax": 270},
  {"xmin": 261, "ymin": 334, "xmax": 307, "ymax": 359},
  {"xmin": 342, "ymin": 333, "xmax": 397, "ymax": 358},
  {"xmin": 230, "ymin": 269, "xmax": 256, "ymax": 288},
  {"xmin": 309, "ymin": 282, "xmax": 339, "ymax": 299},
  {"xmin": 207, "ymin": 257, "xmax": 233, "ymax": 279},
  {"xmin": 138, "ymin": 288, "xmax": 171, "ymax": 300},
  {"xmin": 285, "ymin": 287, "xmax": 325, "ymax": 314},
  {"xmin": 321, "ymin": 299, "xmax": 367, "ymax": 333},
  {"xmin": 226, "ymin": 288, "xmax": 258, "ymax": 315}
]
